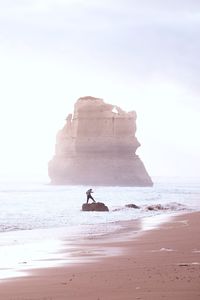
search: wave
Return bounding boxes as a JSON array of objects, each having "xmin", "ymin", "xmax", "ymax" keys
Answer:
[{"xmin": 113, "ymin": 202, "xmax": 188, "ymax": 212}]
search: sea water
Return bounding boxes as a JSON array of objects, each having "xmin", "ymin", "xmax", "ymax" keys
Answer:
[
  {"xmin": 0, "ymin": 177, "xmax": 199, "ymax": 279},
  {"xmin": 0, "ymin": 177, "xmax": 199, "ymax": 233}
]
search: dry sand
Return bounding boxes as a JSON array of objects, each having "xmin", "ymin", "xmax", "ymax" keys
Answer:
[{"xmin": 0, "ymin": 212, "xmax": 200, "ymax": 300}]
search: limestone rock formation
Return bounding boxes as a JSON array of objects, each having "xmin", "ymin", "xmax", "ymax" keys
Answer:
[
  {"xmin": 82, "ymin": 202, "xmax": 109, "ymax": 212},
  {"xmin": 48, "ymin": 96, "xmax": 153, "ymax": 186}
]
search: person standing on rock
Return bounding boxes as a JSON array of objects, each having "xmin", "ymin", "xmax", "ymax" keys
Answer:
[{"xmin": 86, "ymin": 188, "xmax": 96, "ymax": 204}]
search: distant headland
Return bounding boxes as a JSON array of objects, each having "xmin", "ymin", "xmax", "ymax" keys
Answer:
[{"xmin": 48, "ymin": 96, "xmax": 153, "ymax": 186}]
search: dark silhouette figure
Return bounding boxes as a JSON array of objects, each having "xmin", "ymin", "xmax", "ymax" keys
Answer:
[{"xmin": 86, "ymin": 188, "xmax": 96, "ymax": 204}]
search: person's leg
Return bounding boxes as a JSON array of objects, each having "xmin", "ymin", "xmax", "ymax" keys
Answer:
[
  {"xmin": 87, "ymin": 195, "xmax": 89, "ymax": 203},
  {"xmin": 89, "ymin": 195, "xmax": 95, "ymax": 203}
]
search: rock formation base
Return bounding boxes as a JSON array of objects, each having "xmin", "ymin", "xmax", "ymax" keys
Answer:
[{"xmin": 82, "ymin": 202, "xmax": 109, "ymax": 212}]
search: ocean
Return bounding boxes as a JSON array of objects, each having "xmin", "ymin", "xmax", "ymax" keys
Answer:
[
  {"xmin": 0, "ymin": 177, "xmax": 199, "ymax": 279},
  {"xmin": 0, "ymin": 177, "xmax": 200, "ymax": 233}
]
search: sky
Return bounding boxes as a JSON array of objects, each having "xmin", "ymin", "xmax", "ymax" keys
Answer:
[{"xmin": 0, "ymin": 0, "xmax": 200, "ymax": 181}]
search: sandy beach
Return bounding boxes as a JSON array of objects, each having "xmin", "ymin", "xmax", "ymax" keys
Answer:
[{"xmin": 0, "ymin": 212, "xmax": 200, "ymax": 300}]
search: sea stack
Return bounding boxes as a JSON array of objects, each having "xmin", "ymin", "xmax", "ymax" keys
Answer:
[{"xmin": 48, "ymin": 96, "xmax": 153, "ymax": 186}]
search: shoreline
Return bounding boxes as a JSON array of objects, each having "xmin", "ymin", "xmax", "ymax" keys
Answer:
[
  {"xmin": 0, "ymin": 211, "xmax": 200, "ymax": 299},
  {"xmin": 0, "ymin": 210, "xmax": 183, "ymax": 281}
]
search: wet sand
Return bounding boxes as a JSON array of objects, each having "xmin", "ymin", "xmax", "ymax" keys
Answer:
[{"xmin": 0, "ymin": 212, "xmax": 200, "ymax": 300}]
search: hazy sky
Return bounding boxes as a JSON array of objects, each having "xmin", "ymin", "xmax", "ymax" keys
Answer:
[{"xmin": 0, "ymin": 0, "xmax": 200, "ymax": 180}]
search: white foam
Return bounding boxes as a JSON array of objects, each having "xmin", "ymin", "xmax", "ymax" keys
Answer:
[{"xmin": 151, "ymin": 248, "xmax": 176, "ymax": 252}]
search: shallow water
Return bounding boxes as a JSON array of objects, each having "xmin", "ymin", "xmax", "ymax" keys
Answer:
[
  {"xmin": 0, "ymin": 177, "xmax": 199, "ymax": 233},
  {"xmin": 0, "ymin": 177, "xmax": 199, "ymax": 280}
]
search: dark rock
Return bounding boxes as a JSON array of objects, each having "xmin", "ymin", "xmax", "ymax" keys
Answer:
[
  {"xmin": 145, "ymin": 202, "xmax": 187, "ymax": 211},
  {"xmin": 125, "ymin": 204, "xmax": 140, "ymax": 209},
  {"xmin": 82, "ymin": 202, "xmax": 109, "ymax": 212},
  {"xmin": 146, "ymin": 204, "xmax": 165, "ymax": 211}
]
